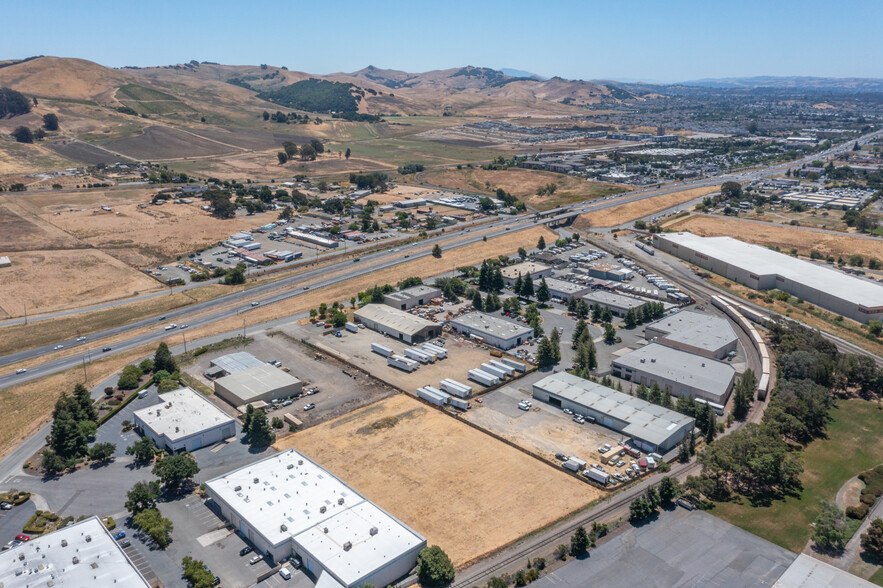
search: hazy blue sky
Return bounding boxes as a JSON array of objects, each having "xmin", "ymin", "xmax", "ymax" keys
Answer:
[{"xmin": 3, "ymin": 0, "xmax": 881, "ymax": 82}]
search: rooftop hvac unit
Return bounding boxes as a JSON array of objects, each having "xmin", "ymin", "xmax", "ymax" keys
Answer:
[
  {"xmin": 651, "ymin": 358, "xmax": 656, "ymax": 363},
  {"xmin": 254, "ymin": 478, "xmax": 259, "ymax": 484},
  {"xmin": 85, "ymin": 535, "xmax": 91, "ymax": 542},
  {"xmin": 320, "ymin": 506, "xmax": 326, "ymax": 513},
  {"xmin": 175, "ymin": 427, "xmax": 179, "ymax": 433},
  {"xmin": 298, "ymin": 460, "xmax": 303, "ymax": 465},
  {"xmin": 640, "ymin": 358, "xmax": 645, "ymax": 363},
  {"xmin": 61, "ymin": 540, "xmax": 68, "ymax": 547},
  {"xmin": 280, "ymin": 524, "xmax": 287, "ymax": 532},
  {"xmin": 287, "ymin": 464, "xmax": 294, "ymax": 470},
  {"xmin": 234, "ymin": 485, "xmax": 242, "ymax": 492},
  {"xmin": 323, "ymin": 527, "xmax": 329, "ymax": 534},
  {"xmin": 72, "ymin": 557, "xmax": 79, "ymax": 565},
  {"xmin": 338, "ymin": 498, "xmax": 344, "ymax": 505},
  {"xmin": 369, "ymin": 527, "xmax": 378, "ymax": 536},
  {"xmin": 343, "ymin": 541, "xmax": 352, "ymax": 551}
]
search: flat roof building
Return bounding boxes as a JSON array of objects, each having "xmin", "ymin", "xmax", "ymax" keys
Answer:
[
  {"xmin": 654, "ymin": 232, "xmax": 883, "ymax": 323},
  {"xmin": 582, "ymin": 290, "xmax": 649, "ymax": 317},
  {"xmin": 354, "ymin": 304, "xmax": 441, "ymax": 344},
  {"xmin": 449, "ymin": 311, "xmax": 534, "ymax": 349},
  {"xmin": 644, "ymin": 310, "xmax": 738, "ymax": 359},
  {"xmin": 0, "ymin": 516, "xmax": 150, "ymax": 588},
  {"xmin": 611, "ymin": 343, "xmax": 736, "ymax": 405},
  {"xmin": 500, "ymin": 262, "xmax": 552, "ymax": 287},
  {"xmin": 384, "ymin": 285, "xmax": 442, "ymax": 310},
  {"xmin": 214, "ymin": 364, "xmax": 302, "ymax": 408},
  {"xmin": 205, "ymin": 449, "xmax": 425, "ymax": 588},
  {"xmin": 134, "ymin": 387, "xmax": 236, "ymax": 452},
  {"xmin": 209, "ymin": 352, "xmax": 266, "ymax": 376},
  {"xmin": 532, "ymin": 372, "xmax": 693, "ymax": 453},
  {"xmin": 773, "ymin": 554, "xmax": 874, "ymax": 587},
  {"xmin": 543, "ymin": 277, "xmax": 593, "ymax": 302}
]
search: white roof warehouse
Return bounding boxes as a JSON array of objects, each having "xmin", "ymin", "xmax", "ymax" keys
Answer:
[
  {"xmin": 654, "ymin": 232, "xmax": 883, "ymax": 324},
  {"xmin": 450, "ymin": 311, "xmax": 534, "ymax": 349},
  {"xmin": 133, "ymin": 387, "xmax": 236, "ymax": 452},
  {"xmin": 205, "ymin": 449, "xmax": 426, "ymax": 588},
  {"xmin": 644, "ymin": 309, "xmax": 738, "ymax": 359},
  {"xmin": 532, "ymin": 372, "xmax": 693, "ymax": 453}
]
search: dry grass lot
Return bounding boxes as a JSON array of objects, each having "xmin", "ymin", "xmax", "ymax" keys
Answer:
[
  {"xmin": 0, "ymin": 200, "xmax": 83, "ymax": 251},
  {"xmin": 420, "ymin": 167, "xmax": 629, "ymax": 211},
  {"xmin": 665, "ymin": 214, "xmax": 883, "ymax": 261},
  {"xmin": 574, "ymin": 185, "xmax": 721, "ymax": 228},
  {"xmin": 275, "ymin": 394, "xmax": 599, "ymax": 567},
  {"xmin": 0, "ymin": 249, "xmax": 162, "ymax": 317}
]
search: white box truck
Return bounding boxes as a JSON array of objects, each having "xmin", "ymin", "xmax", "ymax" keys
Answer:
[
  {"xmin": 584, "ymin": 468, "xmax": 609, "ymax": 485},
  {"xmin": 450, "ymin": 397, "xmax": 471, "ymax": 410},
  {"xmin": 345, "ymin": 322, "xmax": 359, "ymax": 333}
]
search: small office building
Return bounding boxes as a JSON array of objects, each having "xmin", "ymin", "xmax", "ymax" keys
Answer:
[
  {"xmin": 449, "ymin": 311, "xmax": 534, "ymax": 350},
  {"xmin": 500, "ymin": 262, "xmax": 552, "ymax": 287},
  {"xmin": 383, "ymin": 285, "xmax": 442, "ymax": 310},
  {"xmin": 205, "ymin": 450, "xmax": 426, "ymax": 588},
  {"xmin": 213, "ymin": 364, "xmax": 303, "ymax": 407},
  {"xmin": 543, "ymin": 277, "xmax": 593, "ymax": 302},
  {"xmin": 354, "ymin": 304, "xmax": 441, "ymax": 344},
  {"xmin": 581, "ymin": 290, "xmax": 648, "ymax": 317},
  {"xmin": 133, "ymin": 387, "xmax": 235, "ymax": 452},
  {"xmin": 644, "ymin": 310, "xmax": 738, "ymax": 359},
  {"xmin": 532, "ymin": 372, "xmax": 693, "ymax": 453},
  {"xmin": 611, "ymin": 343, "xmax": 736, "ymax": 405}
]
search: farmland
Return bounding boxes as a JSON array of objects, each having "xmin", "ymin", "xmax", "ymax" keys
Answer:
[
  {"xmin": 105, "ymin": 125, "xmax": 244, "ymax": 160},
  {"xmin": 275, "ymin": 394, "xmax": 599, "ymax": 567},
  {"xmin": 115, "ymin": 84, "xmax": 196, "ymax": 115}
]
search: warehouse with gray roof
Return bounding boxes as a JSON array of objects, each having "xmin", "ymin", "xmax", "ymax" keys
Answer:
[
  {"xmin": 581, "ymin": 290, "xmax": 649, "ymax": 317},
  {"xmin": 532, "ymin": 372, "xmax": 694, "ymax": 452},
  {"xmin": 384, "ymin": 285, "xmax": 442, "ymax": 310},
  {"xmin": 213, "ymin": 364, "xmax": 302, "ymax": 407},
  {"xmin": 654, "ymin": 232, "xmax": 883, "ymax": 324},
  {"xmin": 354, "ymin": 304, "xmax": 441, "ymax": 343},
  {"xmin": 450, "ymin": 311, "xmax": 534, "ymax": 349},
  {"xmin": 543, "ymin": 277, "xmax": 593, "ymax": 302},
  {"xmin": 611, "ymin": 343, "xmax": 736, "ymax": 405},
  {"xmin": 644, "ymin": 309, "xmax": 738, "ymax": 359}
]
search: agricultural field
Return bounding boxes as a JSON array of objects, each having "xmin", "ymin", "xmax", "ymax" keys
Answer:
[
  {"xmin": 0, "ymin": 200, "xmax": 83, "ymax": 251},
  {"xmin": 665, "ymin": 214, "xmax": 883, "ymax": 261},
  {"xmin": 115, "ymin": 84, "xmax": 196, "ymax": 115},
  {"xmin": 105, "ymin": 125, "xmax": 244, "ymax": 160},
  {"xmin": 419, "ymin": 167, "xmax": 629, "ymax": 211},
  {"xmin": 45, "ymin": 139, "xmax": 133, "ymax": 166},
  {"xmin": 712, "ymin": 399, "xmax": 883, "ymax": 554},
  {"xmin": 275, "ymin": 394, "xmax": 599, "ymax": 567},
  {"xmin": 325, "ymin": 136, "xmax": 505, "ymax": 168},
  {"xmin": 0, "ymin": 139, "xmax": 79, "ymax": 176},
  {"xmin": 574, "ymin": 185, "xmax": 721, "ymax": 228}
]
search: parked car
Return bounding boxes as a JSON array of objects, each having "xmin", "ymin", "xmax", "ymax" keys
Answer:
[
  {"xmin": 555, "ymin": 453, "xmax": 567, "ymax": 461},
  {"xmin": 249, "ymin": 554, "xmax": 263, "ymax": 565},
  {"xmin": 239, "ymin": 546, "xmax": 253, "ymax": 556},
  {"xmin": 303, "ymin": 403, "xmax": 316, "ymax": 411},
  {"xmin": 120, "ymin": 539, "xmax": 131, "ymax": 548},
  {"xmin": 14, "ymin": 535, "xmax": 29, "ymax": 542},
  {"xmin": 573, "ymin": 416, "xmax": 585, "ymax": 424},
  {"xmin": 113, "ymin": 531, "xmax": 126, "ymax": 540},
  {"xmin": 562, "ymin": 408, "xmax": 573, "ymax": 415},
  {"xmin": 281, "ymin": 399, "xmax": 293, "ymax": 407},
  {"xmin": 598, "ymin": 444, "xmax": 612, "ymax": 453}
]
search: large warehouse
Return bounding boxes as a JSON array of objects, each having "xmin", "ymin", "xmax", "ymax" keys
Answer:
[
  {"xmin": 611, "ymin": 343, "xmax": 736, "ymax": 405},
  {"xmin": 354, "ymin": 304, "xmax": 441, "ymax": 343},
  {"xmin": 654, "ymin": 232, "xmax": 883, "ymax": 323},
  {"xmin": 449, "ymin": 311, "xmax": 534, "ymax": 349},
  {"xmin": 543, "ymin": 277, "xmax": 593, "ymax": 302},
  {"xmin": 213, "ymin": 364, "xmax": 302, "ymax": 407},
  {"xmin": 384, "ymin": 285, "xmax": 442, "ymax": 310},
  {"xmin": 532, "ymin": 372, "xmax": 694, "ymax": 453},
  {"xmin": 134, "ymin": 387, "xmax": 235, "ymax": 452},
  {"xmin": 581, "ymin": 290, "xmax": 650, "ymax": 317},
  {"xmin": 206, "ymin": 450, "xmax": 426, "ymax": 588},
  {"xmin": 500, "ymin": 261, "xmax": 552, "ymax": 287},
  {"xmin": 0, "ymin": 517, "xmax": 150, "ymax": 588},
  {"xmin": 644, "ymin": 309, "xmax": 738, "ymax": 359}
]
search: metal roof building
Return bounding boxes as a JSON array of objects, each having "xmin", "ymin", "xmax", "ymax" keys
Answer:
[
  {"xmin": 532, "ymin": 372, "xmax": 693, "ymax": 452},
  {"xmin": 611, "ymin": 343, "xmax": 736, "ymax": 405},
  {"xmin": 773, "ymin": 554, "xmax": 874, "ymax": 588},
  {"xmin": 581, "ymin": 290, "xmax": 649, "ymax": 317},
  {"xmin": 0, "ymin": 516, "xmax": 150, "ymax": 588},
  {"xmin": 133, "ymin": 387, "xmax": 235, "ymax": 452},
  {"xmin": 354, "ymin": 304, "xmax": 441, "ymax": 344},
  {"xmin": 383, "ymin": 285, "xmax": 442, "ymax": 310},
  {"xmin": 543, "ymin": 277, "xmax": 593, "ymax": 302},
  {"xmin": 644, "ymin": 309, "xmax": 738, "ymax": 359},
  {"xmin": 209, "ymin": 352, "xmax": 266, "ymax": 376},
  {"xmin": 654, "ymin": 232, "xmax": 883, "ymax": 324},
  {"xmin": 205, "ymin": 449, "xmax": 426, "ymax": 588},
  {"xmin": 213, "ymin": 364, "xmax": 302, "ymax": 407},
  {"xmin": 500, "ymin": 261, "xmax": 552, "ymax": 287},
  {"xmin": 449, "ymin": 311, "xmax": 534, "ymax": 349}
]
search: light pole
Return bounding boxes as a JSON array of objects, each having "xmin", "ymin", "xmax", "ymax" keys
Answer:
[{"xmin": 182, "ymin": 332, "xmax": 187, "ymax": 353}]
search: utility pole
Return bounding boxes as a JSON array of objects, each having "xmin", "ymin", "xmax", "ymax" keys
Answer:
[
  {"xmin": 81, "ymin": 354, "xmax": 87, "ymax": 383},
  {"xmin": 242, "ymin": 318, "xmax": 246, "ymax": 339},
  {"xmin": 23, "ymin": 303, "xmax": 27, "ymax": 325},
  {"xmin": 182, "ymin": 332, "xmax": 187, "ymax": 353}
]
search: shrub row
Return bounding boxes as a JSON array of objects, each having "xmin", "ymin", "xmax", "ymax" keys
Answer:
[{"xmin": 847, "ymin": 465, "xmax": 883, "ymax": 520}]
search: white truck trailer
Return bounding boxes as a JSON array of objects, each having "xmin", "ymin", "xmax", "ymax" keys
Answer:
[
  {"xmin": 371, "ymin": 343, "xmax": 393, "ymax": 357},
  {"xmin": 468, "ymin": 369, "xmax": 499, "ymax": 387},
  {"xmin": 440, "ymin": 378, "xmax": 472, "ymax": 397},
  {"xmin": 388, "ymin": 354, "xmax": 418, "ymax": 372}
]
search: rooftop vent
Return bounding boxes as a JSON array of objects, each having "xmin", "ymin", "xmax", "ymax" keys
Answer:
[
  {"xmin": 234, "ymin": 485, "xmax": 242, "ymax": 492},
  {"xmin": 320, "ymin": 506, "xmax": 327, "ymax": 513},
  {"xmin": 369, "ymin": 527, "xmax": 378, "ymax": 536},
  {"xmin": 85, "ymin": 535, "xmax": 91, "ymax": 543},
  {"xmin": 91, "ymin": 562, "xmax": 99, "ymax": 569},
  {"xmin": 323, "ymin": 527, "xmax": 329, "ymax": 534},
  {"xmin": 650, "ymin": 358, "xmax": 656, "ymax": 363},
  {"xmin": 72, "ymin": 557, "xmax": 79, "ymax": 565},
  {"xmin": 640, "ymin": 358, "xmax": 645, "ymax": 363},
  {"xmin": 298, "ymin": 460, "xmax": 303, "ymax": 465},
  {"xmin": 280, "ymin": 524, "xmax": 287, "ymax": 532},
  {"xmin": 254, "ymin": 478, "xmax": 259, "ymax": 484},
  {"xmin": 701, "ymin": 362, "xmax": 706, "ymax": 367},
  {"xmin": 61, "ymin": 540, "xmax": 68, "ymax": 547},
  {"xmin": 343, "ymin": 541, "xmax": 352, "ymax": 551},
  {"xmin": 175, "ymin": 427, "xmax": 179, "ymax": 433},
  {"xmin": 287, "ymin": 464, "xmax": 294, "ymax": 470},
  {"xmin": 338, "ymin": 498, "xmax": 344, "ymax": 505}
]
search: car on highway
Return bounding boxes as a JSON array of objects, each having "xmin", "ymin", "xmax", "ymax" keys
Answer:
[
  {"xmin": 251, "ymin": 301, "xmax": 260, "ymax": 307},
  {"xmin": 76, "ymin": 336, "xmax": 87, "ymax": 342},
  {"xmin": 53, "ymin": 345, "xmax": 64, "ymax": 350},
  {"xmin": 102, "ymin": 347, "xmax": 112, "ymax": 352},
  {"xmin": 180, "ymin": 324, "xmax": 188, "ymax": 329},
  {"xmin": 249, "ymin": 554, "xmax": 263, "ymax": 565},
  {"xmin": 14, "ymin": 535, "xmax": 30, "ymax": 542},
  {"xmin": 15, "ymin": 369, "xmax": 26, "ymax": 375},
  {"xmin": 164, "ymin": 324, "xmax": 177, "ymax": 331},
  {"xmin": 159, "ymin": 316, "xmax": 166, "ymax": 321},
  {"xmin": 113, "ymin": 531, "xmax": 126, "ymax": 540},
  {"xmin": 239, "ymin": 546, "xmax": 253, "ymax": 556},
  {"xmin": 303, "ymin": 403, "xmax": 315, "ymax": 411}
]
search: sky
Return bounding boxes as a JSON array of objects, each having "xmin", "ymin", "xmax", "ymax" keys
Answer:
[{"xmin": 3, "ymin": 0, "xmax": 882, "ymax": 82}]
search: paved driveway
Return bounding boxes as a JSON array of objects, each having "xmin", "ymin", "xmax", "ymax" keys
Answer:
[{"xmin": 0, "ymin": 501, "xmax": 35, "ymax": 546}]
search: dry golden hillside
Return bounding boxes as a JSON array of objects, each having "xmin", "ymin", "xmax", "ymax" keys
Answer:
[{"xmin": 0, "ymin": 57, "xmax": 137, "ymax": 102}]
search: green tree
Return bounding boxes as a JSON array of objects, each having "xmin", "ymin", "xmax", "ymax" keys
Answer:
[
  {"xmin": 345, "ymin": 147, "xmax": 351, "ymax": 159},
  {"xmin": 721, "ymin": 181, "xmax": 742, "ymax": 200},
  {"xmin": 152, "ymin": 453, "xmax": 200, "ymax": 491},
  {"xmin": 42, "ymin": 113, "xmax": 59, "ymax": 131},
  {"xmin": 126, "ymin": 437, "xmax": 157, "ymax": 464},
  {"xmin": 733, "ymin": 369, "xmax": 756, "ymax": 420},
  {"xmin": 705, "ymin": 407, "xmax": 716, "ymax": 444},
  {"xmin": 537, "ymin": 337, "xmax": 558, "ymax": 368},
  {"xmin": 224, "ymin": 262, "xmax": 247, "ymax": 285},
  {"xmin": 432, "ymin": 243, "xmax": 442, "ymax": 258},
  {"xmin": 861, "ymin": 518, "xmax": 883, "ymax": 561},
  {"xmin": 536, "ymin": 277, "xmax": 550, "ymax": 305},
  {"xmin": 117, "ymin": 364, "xmax": 143, "ymax": 389},
  {"xmin": 87, "ymin": 442, "xmax": 116, "ymax": 462},
  {"xmin": 813, "ymin": 503, "xmax": 849, "ymax": 550},
  {"xmin": 521, "ymin": 273, "xmax": 534, "ymax": 299},
  {"xmin": 247, "ymin": 410, "xmax": 276, "ymax": 447},
  {"xmin": 658, "ymin": 476, "xmax": 681, "ymax": 503},
  {"xmin": 678, "ymin": 439, "xmax": 690, "ymax": 463},
  {"xmin": 73, "ymin": 383, "xmax": 97, "ymax": 422},
  {"xmin": 153, "ymin": 342, "xmax": 177, "ymax": 374},
  {"xmin": 182, "ymin": 556, "xmax": 215, "ymax": 588},
  {"xmin": 572, "ymin": 319, "xmax": 588, "ymax": 348},
  {"xmin": 537, "ymin": 236, "xmax": 546, "ymax": 250},
  {"xmin": 549, "ymin": 328, "xmax": 562, "ymax": 363},
  {"xmin": 569, "ymin": 526, "xmax": 589, "ymax": 556},
  {"xmin": 126, "ymin": 480, "xmax": 161, "ymax": 514},
  {"xmin": 629, "ymin": 496, "xmax": 654, "ymax": 522},
  {"xmin": 471, "ymin": 289, "xmax": 484, "ymax": 312},
  {"xmin": 517, "ymin": 247, "xmax": 527, "ymax": 259},
  {"xmin": 603, "ymin": 322, "xmax": 616, "ymax": 344},
  {"xmin": 11, "ymin": 126, "xmax": 33, "ymax": 143},
  {"xmin": 415, "ymin": 545, "xmax": 455, "ymax": 586},
  {"xmin": 133, "ymin": 508, "xmax": 173, "ymax": 548}
]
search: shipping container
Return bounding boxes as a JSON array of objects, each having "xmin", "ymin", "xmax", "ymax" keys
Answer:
[
  {"xmin": 388, "ymin": 354, "xmax": 418, "ymax": 372},
  {"xmin": 468, "ymin": 369, "xmax": 499, "ymax": 387},
  {"xmin": 404, "ymin": 348, "xmax": 433, "ymax": 364},
  {"xmin": 345, "ymin": 322, "xmax": 359, "ymax": 333},
  {"xmin": 371, "ymin": 343, "xmax": 393, "ymax": 357},
  {"xmin": 440, "ymin": 378, "xmax": 472, "ymax": 397},
  {"xmin": 584, "ymin": 467, "xmax": 609, "ymax": 485},
  {"xmin": 480, "ymin": 363, "xmax": 508, "ymax": 379}
]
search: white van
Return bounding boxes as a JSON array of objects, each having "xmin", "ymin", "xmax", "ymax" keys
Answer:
[{"xmin": 279, "ymin": 567, "xmax": 292, "ymax": 580}]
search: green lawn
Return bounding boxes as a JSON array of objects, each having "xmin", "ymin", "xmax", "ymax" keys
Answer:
[
  {"xmin": 711, "ymin": 398, "xmax": 883, "ymax": 553},
  {"xmin": 870, "ymin": 566, "xmax": 883, "ymax": 586}
]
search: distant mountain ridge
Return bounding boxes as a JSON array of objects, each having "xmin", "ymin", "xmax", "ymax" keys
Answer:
[
  {"xmin": 680, "ymin": 75, "xmax": 883, "ymax": 91},
  {"xmin": 499, "ymin": 68, "xmax": 545, "ymax": 81}
]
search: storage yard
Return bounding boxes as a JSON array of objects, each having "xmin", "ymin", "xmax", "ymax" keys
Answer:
[{"xmin": 275, "ymin": 394, "xmax": 600, "ymax": 568}]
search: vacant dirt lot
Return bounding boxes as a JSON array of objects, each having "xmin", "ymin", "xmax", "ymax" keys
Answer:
[
  {"xmin": 574, "ymin": 185, "xmax": 721, "ymax": 228},
  {"xmin": 275, "ymin": 394, "xmax": 598, "ymax": 567},
  {"xmin": 0, "ymin": 248, "xmax": 162, "ymax": 316},
  {"xmin": 421, "ymin": 167, "xmax": 628, "ymax": 211},
  {"xmin": 666, "ymin": 214, "xmax": 883, "ymax": 261},
  {"xmin": 0, "ymin": 200, "xmax": 83, "ymax": 251},
  {"xmin": 105, "ymin": 126, "xmax": 242, "ymax": 159}
]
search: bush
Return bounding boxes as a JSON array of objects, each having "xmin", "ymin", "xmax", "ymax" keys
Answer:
[
  {"xmin": 415, "ymin": 545, "xmax": 455, "ymax": 586},
  {"xmin": 117, "ymin": 364, "xmax": 143, "ymax": 390},
  {"xmin": 847, "ymin": 504, "xmax": 870, "ymax": 520},
  {"xmin": 104, "ymin": 516, "xmax": 116, "ymax": 530}
]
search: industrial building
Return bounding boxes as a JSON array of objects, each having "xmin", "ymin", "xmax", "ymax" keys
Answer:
[
  {"xmin": 581, "ymin": 290, "xmax": 649, "ymax": 317},
  {"xmin": 532, "ymin": 372, "xmax": 693, "ymax": 453},
  {"xmin": 354, "ymin": 304, "xmax": 441, "ymax": 344},
  {"xmin": 383, "ymin": 285, "xmax": 442, "ymax": 310},
  {"xmin": 208, "ymin": 352, "xmax": 266, "ymax": 377},
  {"xmin": 543, "ymin": 278, "xmax": 593, "ymax": 302},
  {"xmin": 654, "ymin": 232, "xmax": 883, "ymax": 323},
  {"xmin": 611, "ymin": 343, "xmax": 736, "ymax": 405},
  {"xmin": 500, "ymin": 262, "xmax": 552, "ymax": 287},
  {"xmin": 213, "ymin": 364, "xmax": 303, "ymax": 407},
  {"xmin": 134, "ymin": 387, "xmax": 235, "ymax": 452},
  {"xmin": 449, "ymin": 311, "xmax": 534, "ymax": 349},
  {"xmin": 205, "ymin": 449, "xmax": 426, "ymax": 588},
  {"xmin": 644, "ymin": 310, "xmax": 738, "ymax": 359},
  {"xmin": 0, "ymin": 516, "xmax": 150, "ymax": 588},
  {"xmin": 773, "ymin": 554, "xmax": 875, "ymax": 588},
  {"xmin": 588, "ymin": 263, "xmax": 632, "ymax": 281}
]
